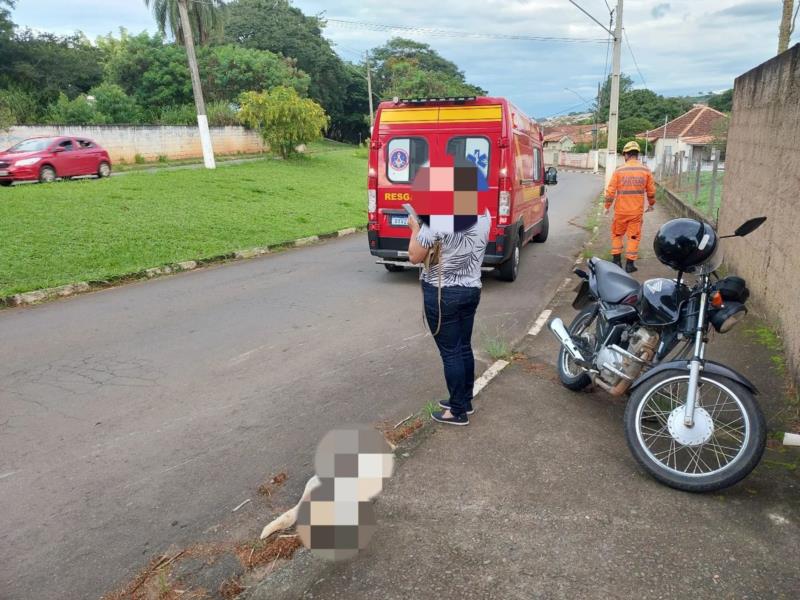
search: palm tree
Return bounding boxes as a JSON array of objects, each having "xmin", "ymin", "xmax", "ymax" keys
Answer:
[{"xmin": 144, "ymin": 0, "xmax": 225, "ymax": 168}]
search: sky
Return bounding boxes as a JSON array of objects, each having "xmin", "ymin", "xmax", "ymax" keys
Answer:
[{"xmin": 8, "ymin": 0, "xmax": 794, "ymax": 118}]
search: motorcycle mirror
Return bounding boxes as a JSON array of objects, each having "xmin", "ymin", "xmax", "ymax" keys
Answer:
[{"xmin": 730, "ymin": 216, "xmax": 766, "ymax": 238}]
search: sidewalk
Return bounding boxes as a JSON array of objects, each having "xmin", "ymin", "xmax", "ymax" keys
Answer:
[{"xmin": 247, "ymin": 204, "xmax": 800, "ymax": 600}]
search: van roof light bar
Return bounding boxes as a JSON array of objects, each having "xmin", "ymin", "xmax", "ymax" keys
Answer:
[{"xmin": 394, "ymin": 96, "xmax": 477, "ymax": 105}]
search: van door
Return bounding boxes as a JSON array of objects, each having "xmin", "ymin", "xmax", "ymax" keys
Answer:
[
  {"xmin": 531, "ymin": 144, "xmax": 546, "ymax": 225},
  {"xmin": 512, "ymin": 132, "xmax": 536, "ymax": 234},
  {"xmin": 377, "ymin": 135, "xmax": 431, "ymax": 241}
]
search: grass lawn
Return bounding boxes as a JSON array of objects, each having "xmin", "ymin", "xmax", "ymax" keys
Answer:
[
  {"xmin": 669, "ymin": 171, "xmax": 725, "ymax": 216},
  {"xmin": 0, "ymin": 142, "xmax": 366, "ymax": 296}
]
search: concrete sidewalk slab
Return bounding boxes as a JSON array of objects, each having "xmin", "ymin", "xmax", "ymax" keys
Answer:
[{"xmin": 246, "ymin": 203, "xmax": 800, "ymax": 600}]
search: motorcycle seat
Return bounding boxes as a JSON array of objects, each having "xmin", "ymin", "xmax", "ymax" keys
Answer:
[{"xmin": 590, "ymin": 258, "xmax": 641, "ymax": 303}]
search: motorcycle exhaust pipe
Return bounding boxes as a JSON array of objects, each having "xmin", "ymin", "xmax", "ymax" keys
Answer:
[{"xmin": 548, "ymin": 318, "xmax": 586, "ymax": 363}]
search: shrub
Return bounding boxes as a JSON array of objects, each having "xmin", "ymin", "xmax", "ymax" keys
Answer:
[
  {"xmin": 238, "ymin": 86, "xmax": 328, "ymax": 158},
  {"xmin": 46, "ymin": 93, "xmax": 103, "ymax": 125},
  {"xmin": 156, "ymin": 104, "xmax": 197, "ymax": 126},
  {"xmin": 207, "ymin": 101, "xmax": 238, "ymax": 126},
  {"xmin": 157, "ymin": 155, "xmax": 168, "ymax": 163},
  {"xmin": 88, "ymin": 83, "xmax": 141, "ymax": 124},
  {"xmin": 134, "ymin": 154, "xmax": 146, "ymax": 164}
]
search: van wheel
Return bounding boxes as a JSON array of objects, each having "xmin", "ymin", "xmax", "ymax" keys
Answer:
[
  {"xmin": 497, "ymin": 234, "xmax": 521, "ymax": 282},
  {"xmin": 384, "ymin": 264, "xmax": 404, "ymax": 272},
  {"xmin": 0, "ymin": 181, "xmax": 12, "ymax": 187},
  {"xmin": 533, "ymin": 212, "xmax": 549, "ymax": 243},
  {"xmin": 39, "ymin": 166, "xmax": 57, "ymax": 183}
]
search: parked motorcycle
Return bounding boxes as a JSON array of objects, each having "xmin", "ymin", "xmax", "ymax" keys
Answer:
[{"xmin": 549, "ymin": 216, "xmax": 767, "ymax": 492}]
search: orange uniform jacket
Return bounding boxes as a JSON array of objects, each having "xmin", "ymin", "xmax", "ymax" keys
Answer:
[{"xmin": 604, "ymin": 159, "xmax": 656, "ymax": 215}]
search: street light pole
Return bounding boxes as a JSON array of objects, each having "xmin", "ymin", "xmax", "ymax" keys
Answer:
[
  {"xmin": 366, "ymin": 51, "xmax": 375, "ymax": 134},
  {"xmin": 605, "ymin": 0, "xmax": 623, "ymax": 186},
  {"xmin": 177, "ymin": 0, "xmax": 215, "ymax": 169}
]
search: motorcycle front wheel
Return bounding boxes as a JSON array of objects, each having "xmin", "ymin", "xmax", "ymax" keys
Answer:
[{"xmin": 623, "ymin": 369, "xmax": 766, "ymax": 493}]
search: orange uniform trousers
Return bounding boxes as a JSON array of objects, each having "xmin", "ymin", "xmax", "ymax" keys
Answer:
[{"xmin": 611, "ymin": 212, "xmax": 643, "ymax": 260}]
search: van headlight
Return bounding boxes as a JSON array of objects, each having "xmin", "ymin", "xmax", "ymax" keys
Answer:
[
  {"xmin": 710, "ymin": 302, "xmax": 747, "ymax": 333},
  {"xmin": 15, "ymin": 157, "xmax": 41, "ymax": 167}
]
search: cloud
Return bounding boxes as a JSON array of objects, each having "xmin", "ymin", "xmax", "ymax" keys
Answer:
[
  {"xmin": 652, "ymin": 3, "xmax": 671, "ymax": 19},
  {"xmin": 712, "ymin": 2, "xmax": 780, "ymax": 20},
  {"xmin": 6, "ymin": 0, "xmax": 787, "ymax": 118}
]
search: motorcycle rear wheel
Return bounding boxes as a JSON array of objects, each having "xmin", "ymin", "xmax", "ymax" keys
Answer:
[{"xmin": 623, "ymin": 369, "xmax": 766, "ymax": 493}]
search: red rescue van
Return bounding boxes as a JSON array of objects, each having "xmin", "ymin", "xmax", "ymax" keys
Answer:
[{"xmin": 367, "ymin": 96, "xmax": 557, "ymax": 281}]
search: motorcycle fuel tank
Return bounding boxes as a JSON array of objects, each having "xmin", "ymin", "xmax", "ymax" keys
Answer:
[{"xmin": 638, "ymin": 278, "xmax": 689, "ymax": 326}]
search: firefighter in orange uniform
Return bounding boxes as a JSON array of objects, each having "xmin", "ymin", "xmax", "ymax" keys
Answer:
[{"xmin": 604, "ymin": 141, "xmax": 656, "ymax": 273}]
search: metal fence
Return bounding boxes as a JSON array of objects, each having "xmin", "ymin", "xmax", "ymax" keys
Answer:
[{"xmin": 655, "ymin": 150, "xmax": 724, "ymax": 223}]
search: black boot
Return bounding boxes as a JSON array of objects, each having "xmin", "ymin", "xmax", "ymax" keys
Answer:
[
  {"xmin": 612, "ymin": 254, "xmax": 622, "ymax": 267},
  {"xmin": 625, "ymin": 259, "xmax": 638, "ymax": 273}
]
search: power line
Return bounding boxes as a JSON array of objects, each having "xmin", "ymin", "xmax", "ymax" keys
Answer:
[
  {"xmin": 623, "ymin": 28, "xmax": 647, "ymax": 87},
  {"xmin": 325, "ymin": 18, "xmax": 608, "ymax": 44},
  {"xmin": 567, "ymin": 0, "xmax": 614, "ymax": 35}
]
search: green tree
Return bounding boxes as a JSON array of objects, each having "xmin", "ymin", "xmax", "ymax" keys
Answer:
[
  {"xmin": 618, "ymin": 116, "xmax": 654, "ymax": 139},
  {"xmin": 370, "ymin": 38, "xmax": 486, "ymax": 99},
  {"xmin": 708, "ymin": 89, "xmax": 733, "ymax": 113},
  {"xmin": 0, "ymin": 0, "xmax": 14, "ymax": 40},
  {"xmin": 238, "ymin": 86, "xmax": 329, "ymax": 158},
  {"xmin": 89, "ymin": 82, "xmax": 141, "ymax": 123},
  {"xmin": 224, "ymin": 0, "xmax": 366, "ymax": 142},
  {"xmin": 711, "ymin": 115, "xmax": 730, "ymax": 155},
  {"xmin": 0, "ymin": 31, "xmax": 104, "ymax": 109},
  {"xmin": 145, "ymin": 0, "xmax": 225, "ymax": 45},
  {"xmin": 101, "ymin": 32, "xmax": 308, "ymax": 119},
  {"xmin": 596, "ymin": 75, "xmax": 693, "ymax": 125}
]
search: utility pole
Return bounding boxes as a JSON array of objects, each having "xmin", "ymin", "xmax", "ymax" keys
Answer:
[
  {"xmin": 593, "ymin": 81, "xmax": 601, "ymax": 173},
  {"xmin": 177, "ymin": 0, "xmax": 215, "ymax": 169},
  {"xmin": 365, "ymin": 51, "xmax": 375, "ymax": 133},
  {"xmin": 605, "ymin": 0, "xmax": 623, "ymax": 187}
]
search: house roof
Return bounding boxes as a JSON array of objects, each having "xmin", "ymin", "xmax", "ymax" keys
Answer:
[
  {"xmin": 542, "ymin": 124, "xmax": 604, "ymax": 145},
  {"xmin": 543, "ymin": 133, "xmax": 571, "ymax": 143},
  {"xmin": 640, "ymin": 105, "xmax": 727, "ymax": 141}
]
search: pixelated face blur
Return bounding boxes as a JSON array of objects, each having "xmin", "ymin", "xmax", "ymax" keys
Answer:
[
  {"xmin": 393, "ymin": 135, "xmax": 490, "ymax": 234},
  {"xmin": 296, "ymin": 428, "xmax": 395, "ymax": 560}
]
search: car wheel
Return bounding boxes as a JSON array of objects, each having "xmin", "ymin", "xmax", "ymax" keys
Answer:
[
  {"xmin": 39, "ymin": 166, "xmax": 57, "ymax": 183},
  {"xmin": 497, "ymin": 231, "xmax": 521, "ymax": 282},
  {"xmin": 533, "ymin": 211, "xmax": 549, "ymax": 243},
  {"xmin": 98, "ymin": 162, "xmax": 112, "ymax": 178},
  {"xmin": 0, "ymin": 181, "xmax": 12, "ymax": 187}
]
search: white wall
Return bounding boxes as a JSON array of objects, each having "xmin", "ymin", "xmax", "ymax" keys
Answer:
[{"xmin": 0, "ymin": 125, "xmax": 266, "ymax": 163}]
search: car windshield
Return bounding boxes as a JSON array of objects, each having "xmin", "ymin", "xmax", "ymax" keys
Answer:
[{"xmin": 7, "ymin": 138, "xmax": 57, "ymax": 153}]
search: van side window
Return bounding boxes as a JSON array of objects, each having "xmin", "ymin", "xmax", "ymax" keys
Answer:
[
  {"xmin": 514, "ymin": 133, "xmax": 534, "ymax": 183},
  {"xmin": 387, "ymin": 137, "xmax": 428, "ymax": 184},
  {"xmin": 446, "ymin": 136, "xmax": 490, "ymax": 191},
  {"xmin": 533, "ymin": 147, "xmax": 543, "ymax": 182}
]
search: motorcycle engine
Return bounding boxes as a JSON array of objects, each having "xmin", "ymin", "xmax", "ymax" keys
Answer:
[{"xmin": 595, "ymin": 327, "xmax": 660, "ymax": 396}]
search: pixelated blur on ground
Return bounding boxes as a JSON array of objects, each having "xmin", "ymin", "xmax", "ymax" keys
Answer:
[{"xmin": 246, "ymin": 204, "xmax": 800, "ymax": 600}]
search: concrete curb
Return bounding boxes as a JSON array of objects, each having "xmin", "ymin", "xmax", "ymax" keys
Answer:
[{"xmin": 2, "ymin": 225, "xmax": 367, "ymax": 309}]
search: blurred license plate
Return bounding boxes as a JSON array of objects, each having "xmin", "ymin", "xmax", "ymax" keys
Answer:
[
  {"xmin": 390, "ymin": 215, "xmax": 408, "ymax": 226},
  {"xmin": 0, "ymin": 171, "xmax": 8, "ymax": 176}
]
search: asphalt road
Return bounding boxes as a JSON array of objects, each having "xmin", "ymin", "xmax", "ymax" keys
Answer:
[{"xmin": 0, "ymin": 172, "xmax": 602, "ymax": 599}]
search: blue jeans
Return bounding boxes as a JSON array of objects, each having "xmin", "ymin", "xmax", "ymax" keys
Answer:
[{"xmin": 422, "ymin": 282, "xmax": 481, "ymax": 418}]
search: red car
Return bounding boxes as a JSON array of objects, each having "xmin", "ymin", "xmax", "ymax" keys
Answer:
[{"xmin": 0, "ymin": 136, "xmax": 112, "ymax": 186}]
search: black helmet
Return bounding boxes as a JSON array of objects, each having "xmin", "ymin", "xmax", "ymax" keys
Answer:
[{"xmin": 653, "ymin": 218, "xmax": 718, "ymax": 272}]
